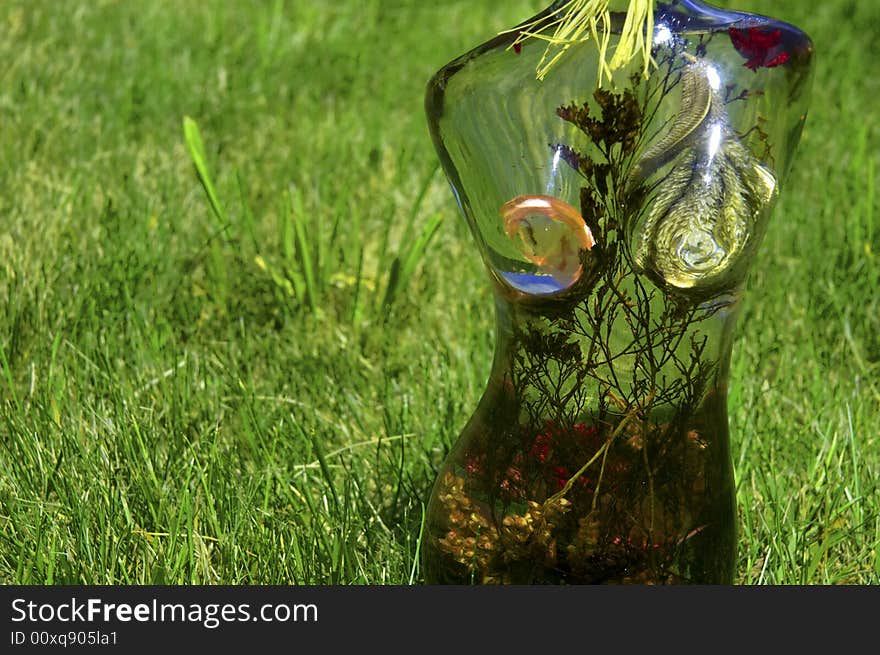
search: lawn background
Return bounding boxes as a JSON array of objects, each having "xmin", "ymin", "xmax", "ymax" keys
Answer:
[{"xmin": 0, "ymin": 0, "xmax": 877, "ymax": 584}]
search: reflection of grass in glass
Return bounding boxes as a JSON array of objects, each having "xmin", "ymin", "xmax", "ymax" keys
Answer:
[{"xmin": 0, "ymin": 0, "xmax": 876, "ymax": 585}]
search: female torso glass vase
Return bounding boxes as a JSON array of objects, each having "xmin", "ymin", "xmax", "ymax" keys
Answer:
[{"xmin": 422, "ymin": 0, "xmax": 813, "ymax": 584}]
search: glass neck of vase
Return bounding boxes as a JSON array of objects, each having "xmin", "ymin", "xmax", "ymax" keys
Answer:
[{"xmin": 489, "ymin": 288, "xmax": 739, "ymax": 396}]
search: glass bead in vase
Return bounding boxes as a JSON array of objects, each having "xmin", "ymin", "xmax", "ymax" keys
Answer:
[{"xmin": 421, "ymin": 0, "xmax": 814, "ymax": 584}]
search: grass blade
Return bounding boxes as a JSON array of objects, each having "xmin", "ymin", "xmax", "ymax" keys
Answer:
[
  {"xmin": 182, "ymin": 116, "xmax": 227, "ymax": 227},
  {"xmin": 289, "ymin": 188, "xmax": 318, "ymax": 313},
  {"xmin": 0, "ymin": 341, "xmax": 21, "ymax": 412},
  {"xmin": 400, "ymin": 162, "xmax": 440, "ymax": 249},
  {"xmin": 236, "ymin": 170, "xmax": 259, "ymax": 252},
  {"xmin": 382, "ymin": 214, "xmax": 443, "ymax": 310},
  {"xmin": 350, "ymin": 245, "xmax": 365, "ymax": 326}
]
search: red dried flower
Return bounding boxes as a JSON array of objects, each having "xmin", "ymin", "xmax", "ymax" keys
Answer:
[
  {"xmin": 729, "ymin": 26, "xmax": 790, "ymax": 72},
  {"xmin": 552, "ymin": 465, "xmax": 591, "ymax": 491},
  {"xmin": 500, "ymin": 465, "xmax": 525, "ymax": 499},
  {"xmin": 572, "ymin": 422, "xmax": 600, "ymax": 444},
  {"xmin": 530, "ymin": 433, "xmax": 552, "ymax": 462}
]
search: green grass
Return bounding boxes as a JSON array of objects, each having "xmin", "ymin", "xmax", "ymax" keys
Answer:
[{"xmin": 0, "ymin": 0, "xmax": 877, "ymax": 585}]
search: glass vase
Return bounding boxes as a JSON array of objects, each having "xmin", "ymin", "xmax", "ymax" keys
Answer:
[{"xmin": 422, "ymin": 0, "xmax": 813, "ymax": 584}]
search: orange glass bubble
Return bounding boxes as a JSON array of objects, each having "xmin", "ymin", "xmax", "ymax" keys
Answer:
[{"xmin": 500, "ymin": 194, "xmax": 595, "ymax": 291}]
